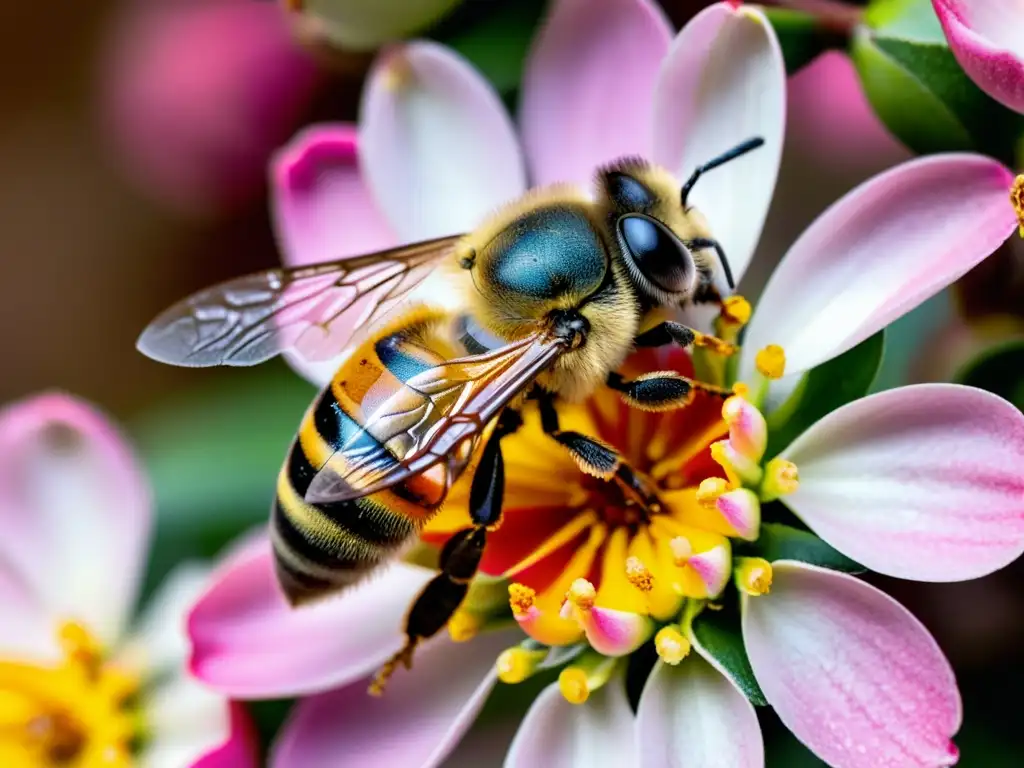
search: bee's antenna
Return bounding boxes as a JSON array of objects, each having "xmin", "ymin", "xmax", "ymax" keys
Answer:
[{"xmin": 680, "ymin": 137, "xmax": 765, "ymax": 209}]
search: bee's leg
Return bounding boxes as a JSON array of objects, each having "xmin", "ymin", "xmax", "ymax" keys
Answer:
[
  {"xmin": 537, "ymin": 391, "xmax": 661, "ymax": 508},
  {"xmin": 369, "ymin": 409, "xmax": 517, "ymax": 696},
  {"xmin": 607, "ymin": 370, "xmax": 732, "ymax": 411},
  {"xmin": 634, "ymin": 321, "xmax": 737, "ymax": 357}
]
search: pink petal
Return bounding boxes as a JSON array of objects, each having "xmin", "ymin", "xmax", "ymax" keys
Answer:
[
  {"xmin": 192, "ymin": 702, "xmax": 260, "ymax": 768},
  {"xmin": 934, "ymin": 0, "xmax": 1024, "ymax": 114},
  {"xmin": 101, "ymin": 0, "xmax": 319, "ymax": 215},
  {"xmin": 360, "ymin": 41, "xmax": 526, "ymax": 242},
  {"xmin": 0, "ymin": 393, "xmax": 151, "ymax": 649},
  {"xmin": 743, "ymin": 562, "xmax": 961, "ymax": 768},
  {"xmin": 652, "ymin": 3, "xmax": 786, "ymax": 288},
  {"xmin": 271, "ymin": 629, "xmax": 518, "ymax": 768},
  {"xmin": 271, "ymin": 124, "xmax": 397, "ymax": 268},
  {"xmin": 520, "ymin": 0, "xmax": 672, "ymax": 187},
  {"xmin": 637, "ymin": 656, "xmax": 764, "ymax": 768},
  {"xmin": 188, "ymin": 534, "xmax": 434, "ymax": 697},
  {"xmin": 742, "ymin": 154, "xmax": 1017, "ymax": 381},
  {"xmin": 506, "ymin": 673, "xmax": 636, "ymax": 768},
  {"xmin": 781, "ymin": 384, "xmax": 1024, "ymax": 582},
  {"xmin": 269, "ymin": 124, "xmax": 399, "ymax": 387}
]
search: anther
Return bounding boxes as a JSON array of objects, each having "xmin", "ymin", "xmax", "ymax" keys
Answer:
[
  {"xmin": 566, "ymin": 578, "xmax": 597, "ymax": 610},
  {"xmin": 496, "ymin": 646, "xmax": 547, "ymax": 684},
  {"xmin": 509, "ymin": 583, "xmax": 537, "ymax": 616},
  {"xmin": 696, "ymin": 477, "xmax": 730, "ymax": 508},
  {"xmin": 1012, "ymin": 175, "xmax": 1024, "ymax": 238},
  {"xmin": 654, "ymin": 626, "xmax": 692, "ymax": 665},
  {"xmin": 735, "ymin": 557, "xmax": 773, "ymax": 596},
  {"xmin": 669, "ymin": 536, "xmax": 693, "ymax": 567},
  {"xmin": 559, "ymin": 667, "xmax": 590, "ymax": 705},
  {"xmin": 755, "ymin": 345, "xmax": 786, "ymax": 380},
  {"xmin": 760, "ymin": 457, "xmax": 800, "ymax": 502},
  {"xmin": 720, "ymin": 295, "xmax": 752, "ymax": 326},
  {"xmin": 447, "ymin": 610, "xmax": 482, "ymax": 643},
  {"xmin": 625, "ymin": 556, "xmax": 654, "ymax": 593}
]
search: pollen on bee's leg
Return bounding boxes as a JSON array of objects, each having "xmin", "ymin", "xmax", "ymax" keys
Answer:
[
  {"xmin": 1011, "ymin": 174, "xmax": 1024, "ymax": 237},
  {"xmin": 496, "ymin": 645, "xmax": 548, "ymax": 684},
  {"xmin": 655, "ymin": 626, "xmax": 692, "ymax": 665},
  {"xmin": 760, "ymin": 457, "xmax": 799, "ymax": 502},
  {"xmin": 368, "ymin": 639, "xmax": 419, "ymax": 697},
  {"xmin": 735, "ymin": 557, "xmax": 773, "ymax": 596},
  {"xmin": 447, "ymin": 610, "xmax": 482, "ymax": 643}
]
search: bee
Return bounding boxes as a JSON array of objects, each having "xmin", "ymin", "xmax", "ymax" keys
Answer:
[{"xmin": 138, "ymin": 137, "xmax": 764, "ymax": 691}]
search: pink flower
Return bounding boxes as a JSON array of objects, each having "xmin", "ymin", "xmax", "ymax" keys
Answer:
[
  {"xmin": 187, "ymin": 1, "xmax": 1024, "ymax": 766},
  {"xmin": 0, "ymin": 393, "xmax": 257, "ymax": 766},
  {"xmin": 933, "ymin": 0, "xmax": 1024, "ymax": 114}
]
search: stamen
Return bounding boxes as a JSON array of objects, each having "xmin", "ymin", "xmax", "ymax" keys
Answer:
[
  {"xmin": 722, "ymin": 395, "xmax": 767, "ymax": 462},
  {"xmin": 509, "ymin": 583, "xmax": 537, "ymax": 616},
  {"xmin": 696, "ymin": 477, "xmax": 730, "ymax": 508},
  {"xmin": 720, "ymin": 295, "xmax": 752, "ymax": 327},
  {"xmin": 669, "ymin": 536, "xmax": 693, "ymax": 567},
  {"xmin": 1012, "ymin": 174, "xmax": 1024, "ymax": 237},
  {"xmin": 625, "ymin": 557, "xmax": 653, "ymax": 593},
  {"xmin": 654, "ymin": 626, "xmax": 692, "ymax": 665},
  {"xmin": 735, "ymin": 557, "xmax": 773, "ymax": 596},
  {"xmin": 495, "ymin": 646, "xmax": 548, "ymax": 684},
  {"xmin": 446, "ymin": 610, "xmax": 482, "ymax": 643},
  {"xmin": 760, "ymin": 457, "xmax": 800, "ymax": 502},
  {"xmin": 755, "ymin": 345, "xmax": 786, "ymax": 380},
  {"xmin": 565, "ymin": 578, "xmax": 597, "ymax": 611},
  {"xmin": 557, "ymin": 653, "xmax": 618, "ymax": 705}
]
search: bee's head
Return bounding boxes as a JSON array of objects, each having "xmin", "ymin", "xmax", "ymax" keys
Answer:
[{"xmin": 598, "ymin": 138, "xmax": 763, "ymax": 305}]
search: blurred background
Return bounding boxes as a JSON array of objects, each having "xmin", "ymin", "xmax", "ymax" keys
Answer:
[{"xmin": 1, "ymin": 0, "xmax": 1022, "ymax": 763}]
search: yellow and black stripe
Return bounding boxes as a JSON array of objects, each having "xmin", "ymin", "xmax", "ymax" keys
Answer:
[{"xmin": 271, "ymin": 308, "xmax": 458, "ymax": 605}]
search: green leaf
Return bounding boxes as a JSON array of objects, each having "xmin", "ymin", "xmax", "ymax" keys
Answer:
[
  {"xmin": 689, "ymin": 601, "xmax": 767, "ymax": 706},
  {"xmin": 763, "ymin": 8, "xmax": 847, "ymax": 74},
  {"xmin": 744, "ymin": 523, "xmax": 864, "ymax": 573},
  {"xmin": 955, "ymin": 340, "xmax": 1024, "ymax": 411},
  {"xmin": 433, "ymin": 0, "xmax": 547, "ymax": 95},
  {"xmin": 765, "ymin": 331, "xmax": 885, "ymax": 459},
  {"xmin": 853, "ymin": 0, "xmax": 1024, "ymax": 163}
]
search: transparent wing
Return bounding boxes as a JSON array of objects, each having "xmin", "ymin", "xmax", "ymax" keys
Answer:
[
  {"xmin": 137, "ymin": 235, "xmax": 463, "ymax": 367},
  {"xmin": 304, "ymin": 333, "xmax": 568, "ymax": 504}
]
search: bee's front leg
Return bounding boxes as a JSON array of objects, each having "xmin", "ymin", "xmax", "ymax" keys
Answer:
[
  {"xmin": 634, "ymin": 321, "xmax": 737, "ymax": 357},
  {"xmin": 606, "ymin": 370, "xmax": 732, "ymax": 411},
  {"xmin": 369, "ymin": 409, "xmax": 519, "ymax": 696}
]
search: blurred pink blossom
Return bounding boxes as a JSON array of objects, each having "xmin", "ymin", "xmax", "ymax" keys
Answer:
[
  {"xmin": 933, "ymin": 0, "xmax": 1024, "ymax": 114},
  {"xmin": 0, "ymin": 393, "xmax": 258, "ymax": 766},
  {"xmin": 100, "ymin": 0, "xmax": 320, "ymax": 216}
]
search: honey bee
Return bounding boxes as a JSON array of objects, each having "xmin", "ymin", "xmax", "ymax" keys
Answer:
[{"xmin": 138, "ymin": 137, "xmax": 763, "ymax": 691}]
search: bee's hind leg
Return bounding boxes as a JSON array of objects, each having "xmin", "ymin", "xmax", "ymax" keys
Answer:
[{"xmin": 369, "ymin": 409, "xmax": 518, "ymax": 696}]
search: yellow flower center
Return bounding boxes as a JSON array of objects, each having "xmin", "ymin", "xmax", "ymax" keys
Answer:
[{"xmin": 0, "ymin": 622, "xmax": 140, "ymax": 767}]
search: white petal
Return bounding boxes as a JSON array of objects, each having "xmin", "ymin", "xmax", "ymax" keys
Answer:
[
  {"xmin": 505, "ymin": 672, "xmax": 636, "ymax": 768},
  {"xmin": 637, "ymin": 656, "xmax": 764, "ymax": 768},
  {"xmin": 141, "ymin": 674, "xmax": 231, "ymax": 768},
  {"xmin": 651, "ymin": 3, "xmax": 786, "ymax": 289},
  {"xmin": 360, "ymin": 41, "xmax": 526, "ymax": 242}
]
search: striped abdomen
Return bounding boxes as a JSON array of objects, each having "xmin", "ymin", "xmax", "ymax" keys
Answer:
[{"xmin": 271, "ymin": 309, "xmax": 456, "ymax": 606}]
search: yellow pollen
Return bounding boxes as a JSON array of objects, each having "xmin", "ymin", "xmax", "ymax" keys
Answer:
[
  {"xmin": 566, "ymin": 578, "xmax": 597, "ymax": 610},
  {"xmin": 558, "ymin": 667, "xmax": 590, "ymax": 705},
  {"xmin": 1012, "ymin": 175, "xmax": 1024, "ymax": 237},
  {"xmin": 625, "ymin": 556, "xmax": 654, "ymax": 593},
  {"xmin": 696, "ymin": 477, "xmax": 729, "ymax": 508},
  {"xmin": 669, "ymin": 536, "xmax": 693, "ymax": 566},
  {"xmin": 761, "ymin": 457, "xmax": 800, "ymax": 501},
  {"xmin": 755, "ymin": 345, "xmax": 786, "ymax": 380},
  {"xmin": 720, "ymin": 295, "xmax": 752, "ymax": 326},
  {"xmin": 654, "ymin": 626, "xmax": 692, "ymax": 665},
  {"xmin": 508, "ymin": 583, "xmax": 536, "ymax": 616},
  {"xmin": 0, "ymin": 621, "xmax": 140, "ymax": 766},
  {"xmin": 732, "ymin": 381, "xmax": 750, "ymax": 398},
  {"xmin": 495, "ymin": 647, "xmax": 546, "ymax": 684},
  {"xmin": 447, "ymin": 610, "xmax": 481, "ymax": 643},
  {"xmin": 736, "ymin": 557, "xmax": 774, "ymax": 596}
]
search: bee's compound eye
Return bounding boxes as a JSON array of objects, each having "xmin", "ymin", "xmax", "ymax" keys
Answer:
[{"xmin": 617, "ymin": 214, "xmax": 694, "ymax": 294}]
